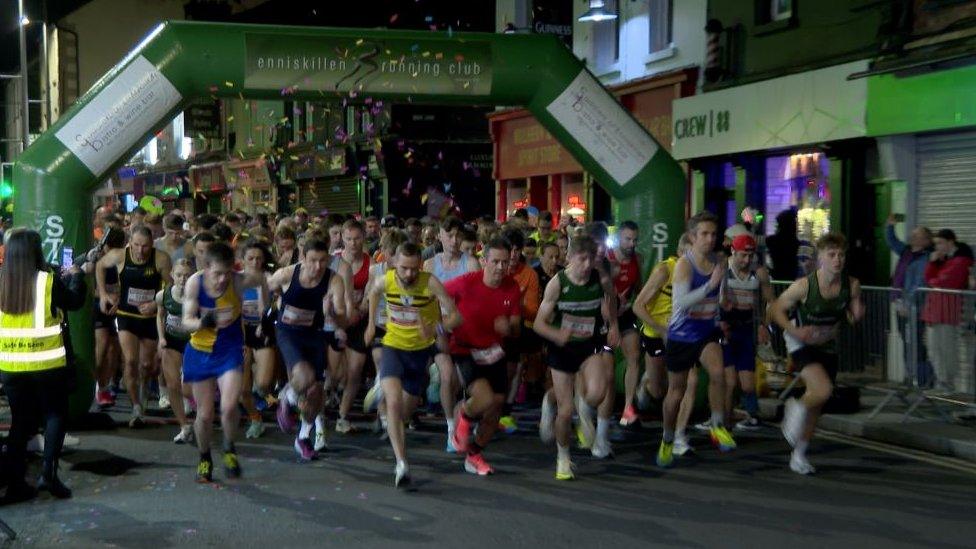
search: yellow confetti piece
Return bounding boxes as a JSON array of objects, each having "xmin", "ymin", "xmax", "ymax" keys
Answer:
[
  {"xmin": 356, "ymin": 38, "xmax": 364, "ymax": 45},
  {"xmin": 421, "ymin": 193, "xmax": 429, "ymax": 204},
  {"xmin": 290, "ymin": 155, "xmax": 299, "ymax": 161},
  {"xmin": 238, "ymin": 92, "xmax": 244, "ymax": 101},
  {"xmin": 435, "ymin": 52, "xmax": 443, "ymax": 60},
  {"xmin": 227, "ymin": 116, "xmax": 234, "ymax": 122},
  {"xmin": 225, "ymin": 81, "xmax": 234, "ymax": 87},
  {"xmin": 422, "ymin": 51, "xmax": 430, "ymax": 57}
]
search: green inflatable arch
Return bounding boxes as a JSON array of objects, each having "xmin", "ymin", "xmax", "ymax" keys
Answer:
[{"xmin": 12, "ymin": 21, "xmax": 686, "ymax": 417}]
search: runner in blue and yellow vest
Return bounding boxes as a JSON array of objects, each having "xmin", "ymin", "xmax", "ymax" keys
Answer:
[{"xmin": 0, "ymin": 229, "xmax": 88, "ymax": 503}]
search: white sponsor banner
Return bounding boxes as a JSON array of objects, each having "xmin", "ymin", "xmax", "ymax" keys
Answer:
[
  {"xmin": 671, "ymin": 60, "xmax": 869, "ymax": 160},
  {"xmin": 546, "ymin": 70, "xmax": 658, "ymax": 186},
  {"xmin": 55, "ymin": 56, "xmax": 182, "ymax": 176}
]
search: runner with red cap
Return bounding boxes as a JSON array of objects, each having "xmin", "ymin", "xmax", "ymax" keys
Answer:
[{"xmin": 719, "ymin": 233, "xmax": 775, "ymax": 431}]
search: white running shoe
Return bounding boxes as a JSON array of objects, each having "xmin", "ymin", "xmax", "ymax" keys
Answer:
[
  {"xmin": 591, "ymin": 436, "xmax": 613, "ymax": 459},
  {"xmin": 539, "ymin": 392, "xmax": 556, "ymax": 444},
  {"xmin": 364, "ymin": 380, "xmax": 384, "ymax": 413},
  {"xmin": 129, "ymin": 404, "xmax": 145, "ymax": 428},
  {"xmin": 245, "ymin": 420, "xmax": 265, "ymax": 440},
  {"xmin": 673, "ymin": 434, "xmax": 692, "ymax": 456},
  {"xmin": 575, "ymin": 394, "xmax": 595, "ymax": 450},
  {"xmin": 62, "ymin": 433, "xmax": 80, "ymax": 447},
  {"xmin": 26, "ymin": 434, "xmax": 43, "ymax": 453},
  {"xmin": 789, "ymin": 451, "xmax": 816, "ymax": 475},
  {"xmin": 555, "ymin": 456, "xmax": 575, "ymax": 481},
  {"xmin": 395, "ymin": 461, "xmax": 411, "ymax": 488},
  {"xmin": 735, "ymin": 417, "xmax": 761, "ymax": 431},
  {"xmin": 781, "ymin": 398, "xmax": 806, "ymax": 448},
  {"xmin": 173, "ymin": 425, "xmax": 193, "ymax": 444},
  {"xmin": 635, "ymin": 376, "xmax": 652, "ymax": 411},
  {"xmin": 335, "ymin": 418, "xmax": 353, "ymax": 434},
  {"xmin": 314, "ymin": 428, "xmax": 329, "ymax": 452},
  {"xmin": 693, "ymin": 421, "xmax": 712, "ymax": 433},
  {"xmin": 157, "ymin": 393, "xmax": 171, "ymax": 410}
]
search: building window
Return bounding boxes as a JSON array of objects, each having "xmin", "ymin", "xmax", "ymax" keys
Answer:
[
  {"xmin": 770, "ymin": 0, "xmax": 792, "ymax": 22},
  {"xmin": 592, "ymin": 0, "xmax": 620, "ymax": 69},
  {"xmin": 648, "ymin": 0, "xmax": 673, "ymax": 54}
]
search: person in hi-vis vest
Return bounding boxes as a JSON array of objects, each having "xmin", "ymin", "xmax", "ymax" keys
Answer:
[{"xmin": 0, "ymin": 229, "xmax": 88, "ymax": 504}]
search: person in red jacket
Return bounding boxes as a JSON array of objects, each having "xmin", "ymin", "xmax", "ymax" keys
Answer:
[{"xmin": 922, "ymin": 229, "xmax": 973, "ymax": 393}]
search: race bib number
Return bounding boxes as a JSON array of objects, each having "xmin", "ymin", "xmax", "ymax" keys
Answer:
[
  {"xmin": 242, "ymin": 300, "xmax": 261, "ymax": 322},
  {"xmin": 562, "ymin": 314, "xmax": 596, "ymax": 339},
  {"xmin": 388, "ymin": 304, "xmax": 420, "ymax": 327},
  {"xmin": 376, "ymin": 307, "xmax": 388, "ymax": 326},
  {"xmin": 471, "ymin": 344, "xmax": 505, "ymax": 365},
  {"xmin": 282, "ymin": 304, "xmax": 316, "ymax": 327},
  {"xmin": 165, "ymin": 313, "xmax": 185, "ymax": 334},
  {"xmin": 126, "ymin": 288, "xmax": 155, "ymax": 306}
]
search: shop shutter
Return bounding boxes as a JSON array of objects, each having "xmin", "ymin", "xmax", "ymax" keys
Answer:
[
  {"xmin": 916, "ymin": 131, "xmax": 976, "ymax": 245},
  {"xmin": 300, "ymin": 178, "xmax": 361, "ymax": 216}
]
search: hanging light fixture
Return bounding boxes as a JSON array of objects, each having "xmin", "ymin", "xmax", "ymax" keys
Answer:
[{"xmin": 578, "ymin": 0, "xmax": 617, "ymax": 23}]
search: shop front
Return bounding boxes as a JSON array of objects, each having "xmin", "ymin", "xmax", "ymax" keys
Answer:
[
  {"xmin": 223, "ymin": 158, "xmax": 275, "ymax": 214},
  {"xmin": 286, "ymin": 145, "xmax": 361, "ymax": 216},
  {"xmin": 189, "ymin": 162, "xmax": 228, "ymax": 215},
  {"xmin": 489, "ymin": 68, "xmax": 696, "ymax": 245},
  {"xmin": 672, "ymin": 60, "xmax": 879, "ymax": 280}
]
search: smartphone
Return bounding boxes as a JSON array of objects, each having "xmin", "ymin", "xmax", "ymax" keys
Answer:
[{"xmin": 60, "ymin": 246, "xmax": 73, "ymax": 272}]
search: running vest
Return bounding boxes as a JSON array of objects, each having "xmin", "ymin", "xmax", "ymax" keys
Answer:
[
  {"xmin": 432, "ymin": 253, "xmax": 472, "ymax": 283},
  {"xmin": 103, "ymin": 265, "xmax": 119, "ymax": 298},
  {"xmin": 0, "ymin": 271, "xmax": 66, "ymax": 373},
  {"xmin": 345, "ymin": 251, "xmax": 371, "ymax": 306},
  {"xmin": 784, "ymin": 271, "xmax": 851, "ymax": 353},
  {"xmin": 190, "ymin": 280, "xmax": 243, "ymax": 353},
  {"xmin": 553, "ymin": 270, "xmax": 604, "ymax": 343},
  {"xmin": 278, "ymin": 264, "xmax": 332, "ymax": 331},
  {"xmin": 667, "ymin": 252, "xmax": 720, "ymax": 343},
  {"xmin": 241, "ymin": 285, "xmax": 262, "ymax": 326},
  {"xmin": 642, "ymin": 257, "xmax": 676, "ymax": 338},
  {"xmin": 118, "ymin": 248, "xmax": 162, "ymax": 319},
  {"xmin": 608, "ymin": 249, "xmax": 641, "ymax": 314},
  {"xmin": 163, "ymin": 286, "xmax": 190, "ymax": 341},
  {"xmin": 722, "ymin": 267, "xmax": 760, "ymax": 327},
  {"xmin": 382, "ymin": 270, "xmax": 440, "ymax": 351}
]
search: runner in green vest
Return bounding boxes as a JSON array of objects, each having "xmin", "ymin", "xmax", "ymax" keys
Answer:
[
  {"xmin": 155, "ymin": 259, "xmax": 194, "ymax": 445},
  {"xmin": 772, "ymin": 232, "xmax": 864, "ymax": 475}
]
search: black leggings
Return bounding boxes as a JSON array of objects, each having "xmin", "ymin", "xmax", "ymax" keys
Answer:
[{"xmin": 1, "ymin": 368, "xmax": 70, "ymax": 484}]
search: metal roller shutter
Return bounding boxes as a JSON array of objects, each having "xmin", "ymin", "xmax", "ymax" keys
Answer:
[
  {"xmin": 916, "ymin": 131, "xmax": 976, "ymax": 244},
  {"xmin": 299, "ymin": 178, "xmax": 361, "ymax": 216}
]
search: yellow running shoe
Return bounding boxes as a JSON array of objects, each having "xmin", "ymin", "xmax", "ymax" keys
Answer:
[
  {"xmin": 555, "ymin": 456, "xmax": 575, "ymax": 481},
  {"xmin": 710, "ymin": 425, "xmax": 737, "ymax": 452},
  {"xmin": 498, "ymin": 415, "xmax": 518, "ymax": 434},
  {"xmin": 196, "ymin": 459, "xmax": 213, "ymax": 483},
  {"xmin": 656, "ymin": 441, "xmax": 674, "ymax": 468},
  {"xmin": 223, "ymin": 452, "xmax": 242, "ymax": 478}
]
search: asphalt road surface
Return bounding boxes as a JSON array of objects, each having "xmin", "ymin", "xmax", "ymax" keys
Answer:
[{"xmin": 2, "ymin": 409, "xmax": 975, "ymax": 548}]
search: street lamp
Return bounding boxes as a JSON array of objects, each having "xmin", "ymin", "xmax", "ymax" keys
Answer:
[{"xmin": 578, "ymin": 0, "xmax": 617, "ymax": 23}]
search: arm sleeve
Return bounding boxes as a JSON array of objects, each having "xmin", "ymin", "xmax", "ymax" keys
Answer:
[
  {"xmin": 51, "ymin": 270, "xmax": 87, "ymax": 312},
  {"xmin": 671, "ymin": 277, "xmax": 713, "ymax": 310},
  {"xmin": 885, "ymin": 225, "xmax": 907, "ymax": 255}
]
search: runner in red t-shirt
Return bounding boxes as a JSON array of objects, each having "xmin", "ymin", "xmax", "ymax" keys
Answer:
[{"xmin": 444, "ymin": 237, "xmax": 522, "ymax": 476}]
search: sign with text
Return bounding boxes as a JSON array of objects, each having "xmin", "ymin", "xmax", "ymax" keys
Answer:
[
  {"xmin": 493, "ymin": 114, "xmax": 581, "ymax": 180},
  {"xmin": 671, "ymin": 60, "xmax": 868, "ymax": 160},
  {"xmin": 245, "ymin": 34, "xmax": 492, "ymax": 97}
]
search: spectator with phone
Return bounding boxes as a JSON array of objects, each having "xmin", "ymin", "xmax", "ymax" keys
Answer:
[
  {"xmin": 885, "ymin": 214, "xmax": 934, "ymax": 387},
  {"xmin": 922, "ymin": 228, "xmax": 973, "ymax": 393}
]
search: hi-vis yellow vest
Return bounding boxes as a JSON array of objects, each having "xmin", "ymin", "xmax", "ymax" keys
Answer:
[
  {"xmin": 382, "ymin": 270, "xmax": 440, "ymax": 351},
  {"xmin": 0, "ymin": 271, "xmax": 67, "ymax": 373}
]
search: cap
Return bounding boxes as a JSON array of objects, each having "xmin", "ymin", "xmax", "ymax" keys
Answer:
[
  {"xmin": 381, "ymin": 214, "xmax": 398, "ymax": 228},
  {"xmin": 724, "ymin": 223, "xmax": 749, "ymax": 240},
  {"xmin": 731, "ymin": 234, "xmax": 757, "ymax": 252}
]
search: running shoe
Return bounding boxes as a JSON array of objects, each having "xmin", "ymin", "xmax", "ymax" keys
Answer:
[
  {"xmin": 128, "ymin": 404, "xmax": 144, "ymax": 428},
  {"xmin": 498, "ymin": 415, "xmax": 518, "ymax": 434},
  {"xmin": 294, "ymin": 437, "xmax": 318, "ymax": 462},
  {"xmin": 789, "ymin": 452, "xmax": 816, "ymax": 475},
  {"xmin": 173, "ymin": 425, "xmax": 193, "ymax": 444},
  {"xmin": 245, "ymin": 420, "xmax": 265, "ymax": 439},
  {"xmin": 591, "ymin": 437, "xmax": 613, "ymax": 460},
  {"xmin": 539, "ymin": 392, "xmax": 556, "ymax": 444},
  {"xmin": 335, "ymin": 418, "xmax": 354, "ymax": 434},
  {"xmin": 314, "ymin": 428, "xmax": 329, "ymax": 452},
  {"xmin": 452, "ymin": 407, "xmax": 472, "ymax": 454},
  {"xmin": 223, "ymin": 452, "xmax": 242, "ymax": 479},
  {"xmin": 96, "ymin": 389, "xmax": 115, "ymax": 409},
  {"xmin": 575, "ymin": 395, "xmax": 595, "ymax": 450},
  {"xmin": 709, "ymin": 425, "xmax": 737, "ymax": 452},
  {"xmin": 693, "ymin": 420, "xmax": 712, "ymax": 433},
  {"xmin": 395, "ymin": 462, "xmax": 411, "ymax": 488},
  {"xmin": 735, "ymin": 416, "xmax": 761, "ymax": 432},
  {"xmin": 157, "ymin": 393, "xmax": 171, "ymax": 410},
  {"xmin": 619, "ymin": 404, "xmax": 640, "ymax": 427},
  {"xmin": 656, "ymin": 441, "xmax": 674, "ymax": 468},
  {"xmin": 276, "ymin": 399, "xmax": 297, "ymax": 434},
  {"xmin": 196, "ymin": 459, "xmax": 213, "ymax": 483},
  {"xmin": 781, "ymin": 398, "xmax": 806, "ymax": 448},
  {"xmin": 445, "ymin": 438, "xmax": 458, "ymax": 453},
  {"xmin": 673, "ymin": 434, "xmax": 692, "ymax": 456},
  {"xmin": 635, "ymin": 379, "xmax": 651, "ymax": 411},
  {"xmin": 555, "ymin": 456, "xmax": 575, "ymax": 481},
  {"xmin": 363, "ymin": 380, "xmax": 384, "ymax": 413},
  {"xmin": 464, "ymin": 452, "xmax": 495, "ymax": 476}
]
